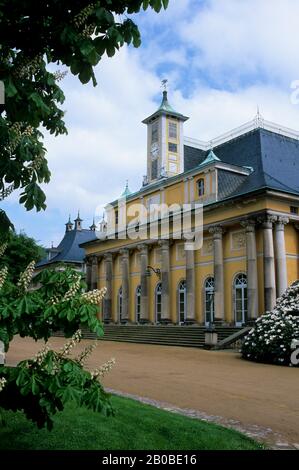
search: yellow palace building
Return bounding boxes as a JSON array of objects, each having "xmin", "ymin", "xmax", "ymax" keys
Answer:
[{"xmin": 81, "ymin": 90, "xmax": 299, "ymax": 329}]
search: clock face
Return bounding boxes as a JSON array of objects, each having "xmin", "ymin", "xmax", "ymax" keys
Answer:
[{"xmin": 151, "ymin": 143, "xmax": 159, "ymax": 159}]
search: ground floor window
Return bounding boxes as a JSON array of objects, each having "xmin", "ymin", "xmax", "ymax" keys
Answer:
[
  {"xmin": 118, "ymin": 286, "xmax": 122, "ymax": 322},
  {"xmin": 234, "ymin": 274, "xmax": 247, "ymax": 326},
  {"xmin": 136, "ymin": 285, "xmax": 141, "ymax": 322},
  {"xmin": 178, "ymin": 280, "xmax": 186, "ymax": 323},
  {"xmin": 155, "ymin": 283, "xmax": 162, "ymax": 322},
  {"xmin": 205, "ymin": 277, "xmax": 215, "ymax": 325}
]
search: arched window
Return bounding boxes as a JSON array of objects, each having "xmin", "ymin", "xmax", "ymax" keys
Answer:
[
  {"xmin": 178, "ymin": 280, "xmax": 186, "ymax": 323},
  {"xmin": 205, "ymin": 277, "xmax": 215, "ymax": 325},
  {"xmin": 234, "ymin": 274, "xmax": 247, "ymax": 326},
  {"xmin": 197, "ymin": 178, "xmax": 205, "ymax": 197},
  {"xmin": 136, "ymin": 285, "xmax": 141, "ymax": 323},
  {"xmin": 118, "ymin": 287, "xmax": 122, "ymax": 322},
  {"xmin": 155, "ymin": 283, "xmax": 162, "ymax": 323}
]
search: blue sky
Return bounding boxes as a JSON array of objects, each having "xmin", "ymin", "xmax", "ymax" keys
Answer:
[{"xmin": 3, "ymin": 0, "xmax": 299, "ymax": 247}]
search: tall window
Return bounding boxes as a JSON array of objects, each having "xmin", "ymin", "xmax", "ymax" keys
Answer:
[
  {"xmin": 136, "ymin": 285, "xmax": 141, "ymax": 323},
  {"xmin": 205, "ymin": 277, "xmax": 214, "ymax": 325},
  {"xmin": 234, "ymin": 274, "xmax": 247, "ymax": 326},
  {"xmin": 151, "ymin": 121, "xmax": 158, "ymax": 143},
  {"xmin": 115, "ymin": 209, "xmax": 119, "ymax": 225},
  {"xmin": 197, "ymin": 178, "xmax": 205, "ymax": 197},
  {"xmin": 169, "ymin": 122, "xmax": 177, "ymax": 139},
  {"xmin": 178, "ymin": 280, "xmax": 186, "ymax": 323},
  {"xmin": 155, "ymin": 283, "xmax": 162, "ymax": 323},
  {"xmin": 118, "ymin": 287, "xmax": 122, "ymax": 322}
]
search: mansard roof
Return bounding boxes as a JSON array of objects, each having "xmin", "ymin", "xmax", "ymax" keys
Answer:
[
  {"xmin": 184, "ymin": 127, "xmax": 299, "ymax": 198},
  {"xmin": 36, "ymin": 229, "xmax": 96, "ymax": 268}
]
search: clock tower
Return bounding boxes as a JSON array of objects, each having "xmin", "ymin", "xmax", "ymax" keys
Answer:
[{"xmin": 142, "ymin": 86, "xmax": 189, "ymax": 184}]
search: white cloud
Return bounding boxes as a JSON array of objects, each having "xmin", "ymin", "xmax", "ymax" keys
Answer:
[
  {"xmin": 6, "ymin": 0, "xmax": 299, "ymax": 246},
  {"xmin": 42, "ymin": 47, "xmax": 160, "ymax": 223},
  {"xmin": 180, "ymin": 0, "xmax": 299, "ymax": 84},
  {"xmin": 176, "ymin": 84, "xmax": 299, "ymax": 140}
]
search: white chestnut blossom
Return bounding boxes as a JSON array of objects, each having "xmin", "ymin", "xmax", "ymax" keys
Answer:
[
  {"xmin": 60, "ymin": 329, "xmax": 82, "ymax": 356},
  {"xmin": 91, "ymin": 358, "xmax": 116, "ymax": 380},
  {"xmin": 81, "ymin": 287, "xmax": 107, "ymax": 305},
  {"xmin": 0, "ymin": 377, "xmax": 6, "ymax": 392},
  {"xmin": 17, "ymin": 261, "xmax": 36, "ymax": 291},
  {"xmin": 0, "ymin": 266, "xmax": 8, "ymax": 289}
]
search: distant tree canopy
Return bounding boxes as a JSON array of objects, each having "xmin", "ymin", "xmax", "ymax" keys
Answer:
[
  {"xmin": 0, "ymin": 232, "xmax": 45, "ymax": 282},
  {"xmin": 0, "ymin": 0, "xmax": 169, "ymax": 238}
]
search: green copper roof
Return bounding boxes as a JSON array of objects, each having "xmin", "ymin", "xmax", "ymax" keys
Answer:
[
  {"xmin": 158, "ymin": 91, "xmax": 177, "ymax": 113},
  {"xmin": 198, "ymin": 149, "xmax": 221, "ymax": 167},
  {"xmin": 142, "ymin": 91, "xmax": 189, "ymax": 124},
  {"xmin": 121, "ymin": 181, "xmax": 132, "ymax": 198}
]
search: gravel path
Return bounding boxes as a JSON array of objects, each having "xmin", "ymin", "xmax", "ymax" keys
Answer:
[{"xmin": 6, "ymin": 336, "xmax": 299, "ymax": 450}]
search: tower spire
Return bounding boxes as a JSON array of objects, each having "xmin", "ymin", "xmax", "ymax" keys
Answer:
[
  {"xmin": 142, "ymin": 82, "xmax": 189, "ymax": 184},
  {"xmin": 74, "ymin": 210, "xmax": 83, "ymax": 231},
  {"xmin": 90, "ymin": 216, "xmax": 97, "ymax": 231},
  {"xmin": 65, "ymin": 214, "xmax": 74, "ymax": 232}
]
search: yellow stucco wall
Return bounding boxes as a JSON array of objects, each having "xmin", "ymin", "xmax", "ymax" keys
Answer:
[{"xmin": 87, "ymin": 173, "xmax": 299, "ymax": 324}]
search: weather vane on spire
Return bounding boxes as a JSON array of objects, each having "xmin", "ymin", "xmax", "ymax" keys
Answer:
[{"xmin": 161, "ymin": 79, "xmax": 168, "ymax": 92}]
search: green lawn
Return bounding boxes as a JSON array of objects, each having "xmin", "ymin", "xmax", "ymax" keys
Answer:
[{"xmin": 0, "ymin": 395, "xmax": 263, "ymax": 450}]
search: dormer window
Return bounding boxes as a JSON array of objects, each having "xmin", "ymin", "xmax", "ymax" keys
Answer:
[{"xmin": 197, "ymin": 178, "xmax": 205, "ymax": 197}]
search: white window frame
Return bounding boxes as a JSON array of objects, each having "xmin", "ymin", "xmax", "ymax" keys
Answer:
[
  {"xmin": 234, "ymin": 273, "xmax": 247, "ymax": 327},
  {"xmin": 204, "ymin": 277, "xmax": 215, "ymax": 326},
  {"xmin": 178, "ymin": 280, "xmax": 187, "ymax": 324}
]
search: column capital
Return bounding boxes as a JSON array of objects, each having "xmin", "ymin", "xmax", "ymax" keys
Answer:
[
  {"xmin": 158, "ymin": 239, "xmax": 170, "ymax": 249},
  {"xmin": 103, "ymin": 252, "xmax": 113, "ymax": 261},
  {"xmin": 119, "ymin": 248, "xmax": 129, "ymax": 257},
  {"xmin": 91, "ymin": 255, "xmax": 98, "ymax": 264},
  {"xmin": 209, "ymin": 225, "xmax": 224, "ymax": 238},
  {"xmin": 275, "ymin": 216, "xmax": 289, "ymax": 229},
  {"xmin": 137, "ymin": 243, "xmax": 148, "ymax": 254},
  {"xmin": 258, "ymin": 214, "xmax": 277, "ymax": 229},
  {"xmin": 240, "ymin": 219, "xmax": 256, "ymax": 232}
]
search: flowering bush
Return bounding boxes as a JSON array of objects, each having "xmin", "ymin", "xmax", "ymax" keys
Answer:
[
  {"xmin": 242, "ymin": 281, "xmax": 299, "ymax": 366},
  {"xmin": 0, "ymin": 330, "xmax": 115, "ymax": 429},
  {"xmin": 0, "ymin": 244, "xmax": 115, "ymax": 429}
]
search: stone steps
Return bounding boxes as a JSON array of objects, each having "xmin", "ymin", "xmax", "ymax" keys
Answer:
[{"xmin": 54, "ymin": 325, "xmax": 240, "ymax": 348}]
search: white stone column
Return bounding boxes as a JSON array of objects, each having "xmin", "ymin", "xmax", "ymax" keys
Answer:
[
  {"xmin": 261, "ymin": 215, "xmax": 277, "ymax": 311},
  {"xmin": 120, "ymin": 249, "xmax": 130, "ymax": 321},
  {"xmin": 159, "ymin": 240, "xmax": 171, "ymax": 322},
  {"xmin": 274, "ymin": 216, "xmax": 289, "ymax": 297},
  {"xmin": 91, "ymin": 256, "xmax": 98, "ymax": 290},
  {"xmin": 103, "ymin": 253, "xmax": 113, "ymax": 322},
  {"xmin": 209, "ymin": 226, "xmax": 224, "ymax": 322},
  {"xmin": 241, "ymin": 220, "xmax": 258, "ymax": 320},
  {"xmin": 138, "ymin": 244, "xmax": 149, "ymax": 323},
  {"xmin": 185, "ymin": 242, "xmax": 195, "ymax": 322}
]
